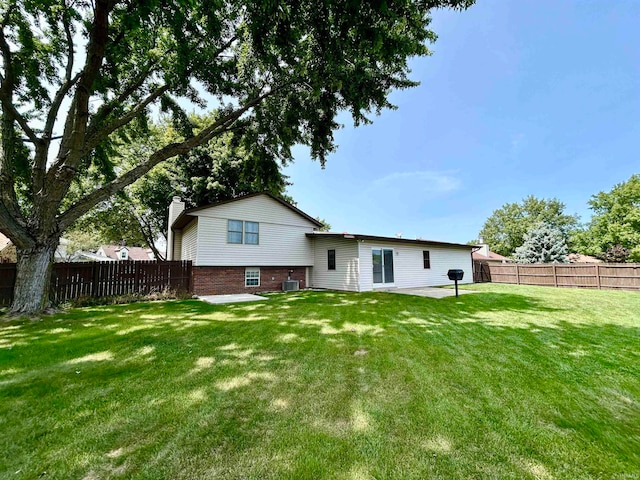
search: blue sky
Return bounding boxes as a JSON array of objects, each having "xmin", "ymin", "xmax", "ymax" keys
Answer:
[{"xmin": 282, "ymin": 0, "xmax": 640, "ymax": 244}]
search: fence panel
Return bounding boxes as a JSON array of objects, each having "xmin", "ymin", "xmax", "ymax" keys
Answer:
[
  {"xmin": 0, "ymin": 264, "xmax": 16, "ymax": 306},
  {"xmin": 484, "ymin": 263, "xmax": 640, "ymax": 291},
  {"xmin": 0, "ymin": 260, "xmax": 192, "ymax": 307}
]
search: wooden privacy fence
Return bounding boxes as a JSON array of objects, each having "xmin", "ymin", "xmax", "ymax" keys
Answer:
[
  {"xmin": 486, "ymin": 263, "xmax": 640, "ymax": 291},
  {"xmin": 0, "ymin": 260, "xmax": 192, "ymax": 306}
]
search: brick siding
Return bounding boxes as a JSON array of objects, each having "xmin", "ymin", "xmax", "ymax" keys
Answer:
[{"xmin": 192, "ymin": 266, "xmax": 307, "ymax": 295}]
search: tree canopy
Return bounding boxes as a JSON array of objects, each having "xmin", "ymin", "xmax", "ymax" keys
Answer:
[
  {"xmin": 479, "ymin": 196, "xmax": 579, "ymax": 257},
  {"xmin": 0, "ymin": 0, "xmax": 475, "ymax": 313},
  {"xmin": 571, "ymin": 174, "xmax": 640, "ymax": 262},
  {"xmin": 68, "ymin": 116, "xmax": 292, "ymax": 258}
]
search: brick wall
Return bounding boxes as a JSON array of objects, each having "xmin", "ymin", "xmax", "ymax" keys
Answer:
[{"xmin": 192, "ymin": 266, "xmax": 307, "ymax": 295}]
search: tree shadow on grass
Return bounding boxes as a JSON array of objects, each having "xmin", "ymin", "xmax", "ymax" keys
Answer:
[{"xmin": 1, "ymin": 290, "xmax": 639, "ymax": 479}]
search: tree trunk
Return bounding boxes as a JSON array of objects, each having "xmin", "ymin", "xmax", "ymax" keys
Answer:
[{"xmin": 9, "ymin": 243, "xmax": 56, "ymax": 315}]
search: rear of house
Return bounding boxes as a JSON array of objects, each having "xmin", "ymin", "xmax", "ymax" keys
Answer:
[
  {"xmin": 308, "ymin": 233, "xmax": 473, "ymax": 292},
  {"xmin": 167, "ymin": 193, "xmax": 474, "ymax": 295}
]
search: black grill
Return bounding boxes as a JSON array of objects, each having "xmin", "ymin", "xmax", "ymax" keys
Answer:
[{"xmin": 447, "ymin": 269, "xmax": 464, "ymax": 281}]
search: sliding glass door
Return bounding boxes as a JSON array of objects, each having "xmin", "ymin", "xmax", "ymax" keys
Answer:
[{"xmin": 372, "ymin": 248, "xmax": 394, "ymax": 285}]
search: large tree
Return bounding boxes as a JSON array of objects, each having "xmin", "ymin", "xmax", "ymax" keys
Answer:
[
  {"xmin": 0, "ymin": 0, "xmax": 474, "ymax": 314},
  {"xmin": 571, "ymin": 174, "xmax": 640, "ymax": 262},
  {"xmin": 479, "ymin": 196, "xmax": 579, "ymax": 257}
]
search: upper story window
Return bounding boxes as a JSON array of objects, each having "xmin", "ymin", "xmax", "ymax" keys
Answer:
[
  {"xmin": 228, "ymin": 220, "xmax": 244, "ymax": 244},
  {"xmin": 328, "ymin": 249, "xmax": 336, "ymax": 270},
  {"xmin": 423, "ymin": 250, "xmax": 431, "ymax": 269},
  {"xmin": 120, "ymin": 249, "xmax": 128, "ymax": 260},
  {"xmin": 244, "ymin": 221, "xmax": 259, "ymax": 245},
  {"xmin": 228, "ymin": 220, "xmax": 259, "ymax": 244}
]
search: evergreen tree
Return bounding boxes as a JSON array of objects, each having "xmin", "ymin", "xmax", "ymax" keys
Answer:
[{"xmin": 513, "ymin": 223, "xmax": 569, "ymax": 264}]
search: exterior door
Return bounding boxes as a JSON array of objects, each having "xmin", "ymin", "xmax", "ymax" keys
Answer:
[{"xmin": 372, "ymin": 248, "xmax": 394, "ymax": 285}]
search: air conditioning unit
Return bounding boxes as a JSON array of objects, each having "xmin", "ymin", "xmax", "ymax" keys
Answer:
[{"xmin": 282, "ymin": 280, "xmax": 300, "ymax": 292}]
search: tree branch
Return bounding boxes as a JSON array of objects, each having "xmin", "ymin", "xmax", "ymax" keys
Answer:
[
  {"xmin": 0, "ymin": 201, "xmax": 33, "ymax": 250},
  {"xmin": 83, "ymin": 83, "xmax": 170, "ymax": 154},
  {"xmin": 58, "ymin": 91, "xmax": 271, "ymax": 230}
]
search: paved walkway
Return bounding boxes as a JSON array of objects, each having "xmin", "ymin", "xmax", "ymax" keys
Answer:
[
  {"xmin": 197, "ymin": 294, "xmax": 269, "ymax": 305},
  {"xmin": 379, "ymin": 286, "xmax": 477, "ymax": 299}
]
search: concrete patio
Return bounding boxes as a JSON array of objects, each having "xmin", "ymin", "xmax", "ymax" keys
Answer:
[{"xmin": 378, "ymin": 286, "xmax": 477, "ymax": 299}]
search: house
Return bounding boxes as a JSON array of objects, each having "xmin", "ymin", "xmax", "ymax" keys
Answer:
[
  {"xmin": 0, "ymin": 233, "xmax": 86, "ymax": 263},
  {"xmin": 96, "ymin": 245, "xmax": 155, "ymax": 261},
  {"xmin": 472, "ymin": 244, "xmax": 510, "ymax": 263},
  {"xmin": 567, "ymin": 253, "xmax": 602, "ymax": 264},
  {"xmin": 167, "ymin": 193, "xmax": 474, "ymax": 295}
]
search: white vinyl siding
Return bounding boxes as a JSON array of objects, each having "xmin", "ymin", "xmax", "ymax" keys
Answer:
[
  {"xmin": 310, "ymin": 237, "xmax": 360, "ymax": 291},
  {"xmin": 358, "ymin": 240, "xmax": 473, "ymax": 292},
  {"xmin": 181, "ymin": 218, "xmax": 198, "ymax": 262},
  {"xmin": 192, "ymin": 195, "xmax": 316, "ymax": 266}
]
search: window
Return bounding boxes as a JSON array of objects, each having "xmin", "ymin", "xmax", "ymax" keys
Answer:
[
  {"xmin": 245, "ymin": 268, "xmax": 260, "ymax": 287},
  {"xmin": 423, "ymin": 250, "xmax": 431, "ymax": 269},
  {"xmin": 328, "ymin": 249, "xmax": 336, "ymax": 270},
  {"xmin": 228, "ymin": 220, "xmax": 259, "ymax": 244},
  {"xmin": 120, "ymin": 249, "xmax": 128, "ymax": 260},
  {"xmin": 228, "ymin": 220, "xmax": 243, "ymax": 244},
  {"xmin": 244, "ymin": 221, "xmax": 259, "ymax": 245}
]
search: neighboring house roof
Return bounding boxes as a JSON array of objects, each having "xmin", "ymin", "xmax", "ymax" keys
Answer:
[
  {"xmin": 171, "ymin": 192, "xmax": 324, "ymax": 230},
  {"xmin": 306, "ymin": 232, "xmax": 474, "ymax": 250},
  {"xmin": 472, "ymin": 251, "xmax": 510, "ymax": 261},
  {"xmin": 98, "ymin": 245, "xmax": 155, "ymax": 261},
  {"xmin": 567, "ymin": 253, "xmax": 603, "ymax": 263}
]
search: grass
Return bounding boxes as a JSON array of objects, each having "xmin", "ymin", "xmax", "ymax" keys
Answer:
[{"xmin": 1, "ymin": 283, "xmax": 639, "ymax": 479}]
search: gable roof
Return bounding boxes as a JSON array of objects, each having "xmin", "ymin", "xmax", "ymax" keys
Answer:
[
  {"xmin": 306, "ymin": 232, "xmax": 473, "ymax": 250},
  {"xmin": 98, "ymin": 245, "xmax": 154, "ymax": 261},
  {"xmin": 171, "ymin": 192, "xmax": 323, "ymax": 230}
]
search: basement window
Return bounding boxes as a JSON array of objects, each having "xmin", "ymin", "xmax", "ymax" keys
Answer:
[{"xmin": 245, "ymin": 268, "xmax": 260, "ymax": 287}]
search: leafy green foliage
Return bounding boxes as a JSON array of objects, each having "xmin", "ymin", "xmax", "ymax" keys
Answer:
[
  {"xmin": 513, "ymin": 223, "xmax": 568, "ymax": 264},
  {"xmin": 479, "ymin": 196, "xmax": 579, "ymax": 257},
  {"xmin": 571, "ymin": 174, "xmax": 640, "ymax": 262},
  {"xmin": 68, "ymin": 118, "xmax": 292, "ymax": 255}
]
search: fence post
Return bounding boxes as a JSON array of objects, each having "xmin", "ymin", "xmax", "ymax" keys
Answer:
[
  {"xmin": 596, "ymin": 264, "xmax": 601, "ymax": 289},
  {"xmin": 92, "ymin": 262, "xmax": 100, "ymax": 297},
  {"xmin": 134, "ymin": 261, "xmax": 141, "ymax": 293},
  {"xmin": 553, "ymin": 264, "xmax": 558, "ymax": 287},
  {"xmin": 515, "ymin": 264, "xmax": 520, "ymax": 285}
]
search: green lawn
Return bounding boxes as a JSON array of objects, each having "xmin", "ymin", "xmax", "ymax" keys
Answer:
[{"xmin": 1, "ymin": 284, "xmax": 639, "ymax": 479}]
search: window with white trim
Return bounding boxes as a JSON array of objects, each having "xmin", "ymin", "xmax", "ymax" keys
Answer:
[
  {"xmin": 244, "ymin": 221, "xmax": 259, "ymax": 245},
  {"xmin": 120, "ymin": 249, "xmax": 128, "ymax": 260},
  {"xmin": 228, "ymin": 220, "xmax": 243, "ymax": 244},
  {"xmin": 245, "ymin": 268, "xmax": 260, "ymax": 287}
]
